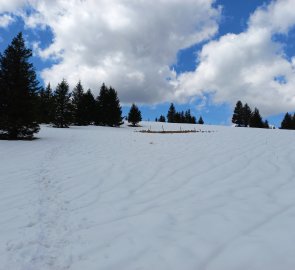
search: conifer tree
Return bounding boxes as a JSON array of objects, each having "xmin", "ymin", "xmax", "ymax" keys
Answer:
[
  {"xmin": 281, "ymin": 112, "xmax": 293, "ymax": 129},
  {"xmin": 53, "ymin": 79, "xmax": 72, "ymax": 128},
  {"xmin": 38, "ymin": 83, "xmax": 54, "ymax": 124},
  {"xmin": 106, "ymin": 87, "xmax": 123, "ymax": 126},
  {"xmin": 167, "ymin": 103, "xmax": 176, "ymax": 123},
  {"xmin": 232, "ymin": 100, "xmax": 244, "ymax": 126},
  {"xmin": 198, "ymin": 116, "xmax": 204, "ymax": 125},
  {"xmin": 72, "ymin": 81, "xmax": 85, "ymax": 125},
  {"xmin": 81, "ymin": 89, "xmax": 96, "ymax": 125},
  {"xmin": 249, "ymin": 108, "xmax": 264, "ymax": 128},
  {"xmin": 95, "ymin": 84, "xmax": 123, "ymax": 127},
  {"xmin": 242, "ymin": 103, "xmax": 252, "ymax": 127},
  {"xmin": 128, "ymin": 103, "xmax": 142, "ymax": 126},
  {"xmin": 158, "ymin": 115, "xmax": 166, "ymax": 122},
  {"xmin": 0, "ymin": 32, "xmax": 40, "ymax": 139},
  {"xmin": 95, "ymin": 83, "xmax": 108, "ymax": 125}
]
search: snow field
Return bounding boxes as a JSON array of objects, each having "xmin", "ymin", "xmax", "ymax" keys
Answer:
[{"xmin": 1, "ymin": 122, "xmax": 295, "ymax": 270}]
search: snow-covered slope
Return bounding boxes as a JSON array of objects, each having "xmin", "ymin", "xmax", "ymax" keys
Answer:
[{"xmin": 1, "ymin": 122, "xmax": 295, "ymax": 270}]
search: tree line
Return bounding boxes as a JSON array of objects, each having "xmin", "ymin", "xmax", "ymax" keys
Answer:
[
  {"xmin": 232, "ymin": 100, "xmax": 295, "ymax": 130},
  {"xmin": 280, "ymin": 113, "xmax": 295, "ymax": 130},
  {"xmin": 39, "ymin": 81, "xmax": 123, "ymax": 128},
  {"xmin": 0, "ymin": 32, "xmax": 145, "ymax": 139},
  {"xmin": 232, "ymin": 101, "xmax": 269, "ymax": 128},
  {"xmin": 155, "ymin": 103, "xmax": 204, "ymax": 125}
]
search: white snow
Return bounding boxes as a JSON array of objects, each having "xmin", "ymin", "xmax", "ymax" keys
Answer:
[{"xmin": 1, "ymin": 122, "xmax": 295, "ymax": 270}]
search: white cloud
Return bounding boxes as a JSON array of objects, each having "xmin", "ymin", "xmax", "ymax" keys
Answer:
[
  {"xmin": 176, "ymin": 0, "xmax": 295, "ymax": 116},
  {"xmin": 0, "ymin": 14, "xmax": 15, "ymax": 28},
  {"xmin": 16, "ymin": 0, "xmax": 220, "ymax": 103},
  {"xmin": 0, "ymin": 0, "xmax": 26, "ymax": 13}
]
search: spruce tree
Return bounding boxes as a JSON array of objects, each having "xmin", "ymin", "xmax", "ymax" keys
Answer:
[
  {"xmin": 128, "ymin": 103, "xmax": 142, "ymax": 126},
  {"xmin": 72, "ymin": 81, "xmax": 85, "ymax": 126},
  {"xmin": 232, "ymin": 100, "xmax": 244, "ymax": 126},
  {"xmin": 95, "ymin": 83, "xmax": 108, "ymax": 125},
  {"xmin": 95, "ymin": 84, "xmax": 123, "ymax": 127},
  {"xmin": 242, "ymin": 103, "xmax": 252, "ymax": 127},
  {"xmin": 81, "ymin": 89, "xmax": 96, "ymax": 125},
  {"xmin": 53, "ymin": 79, "xmax": 72, "ymax": 128},
  {"xmin": 281, "ymin": 112, "xmax": 293, "ymax": 129},
  {"xmin": 167, "ymin": 103, "xmax": 176, "ymax": 123},
  {"xmin": 198, "ymin": 116, "xmax": 204, "ymax": 125},
  {"xmin": 39, "ymin": 83, "xmax": 54, "ymax": 124},
  {"xmin": 106, "ymin": 87, "xmax": 123, "ymax": 126},
  {"xmin": 0, "ymin": 32, "xmax": 40, "ymax": 139},
  {"xmin": 249, "ymin": 108, "xmax": 264, "ymax": 128},
  {"xmin": 158, "ymin": 115, "xmax": 166, "ymax": 122}
]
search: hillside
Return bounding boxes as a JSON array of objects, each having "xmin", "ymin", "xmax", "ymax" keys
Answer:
[{"xmin": 1, "ymin": 122, "xmax": 295, "ymax": 270}]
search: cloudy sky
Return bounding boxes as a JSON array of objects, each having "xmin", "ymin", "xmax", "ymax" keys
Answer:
[{"xmin": 1, "ymin": 0, "xmax": 295, "ymax": 125}]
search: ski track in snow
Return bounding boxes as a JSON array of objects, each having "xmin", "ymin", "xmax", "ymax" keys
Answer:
[{"xmin": 1, "ymin": 122, "xmax": 295, "ymax": 270}]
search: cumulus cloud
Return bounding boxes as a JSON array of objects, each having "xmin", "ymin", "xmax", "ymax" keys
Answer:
[
  {"xmin": 17, "ymin": 0, "xmax": 220, "ymax": 103},
  {"xmin": 176, "ymin": 0, "xmax": 295, "ymax": 116},
  {"xmin": 0, "ymin": 0, "xmax": 26, "ymax": 13},
  {"xmin": 0, "ymin": 14, "xmax": 15, "ymax": 28}
]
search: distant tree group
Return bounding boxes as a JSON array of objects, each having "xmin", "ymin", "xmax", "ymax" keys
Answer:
[
  {"xmin": 94, "ymin": 83, "xmax": 123, "ymax": 127},
  {"xmin": 280, "ymin": 113, "xmax": 295, "ymax": 130},
  {"xmin": 0, "ymin": 33, "xmax": 40, "ymax": 139},
  {"xmin": 232, "ymin": 101, "xmax": 269, "ymax": 128},
  {"xmin": 165, "ymin": 103, "xmax": 200, "ymax": 124},
  {"xmin": 128, "ymin": 103, "xmax": 142, "ymax": 126},
  {"xmin": 0, "ymin": 32, "xmax": 125, "ymax": 139}
]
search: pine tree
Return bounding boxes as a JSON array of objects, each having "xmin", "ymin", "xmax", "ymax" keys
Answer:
[
  {"xmin": 128, "ymin": 103, "xmax": 142, "ymax": 126},
  {"xmin": 167, "ymin": 103, "xmax": 176, "ymax": 123},
  {"xmin": 281, "ymin": 112, "xmax": 293, "ymax": 129},
  {"xmin": 158, "ymin": 115, "xmax": 166, "ymax": 122},
  {"xmin": 53, "ymin": 79, "xmax": 72, "ymax": 128},
  {"xmin": 95, "ymin": 84, "xmax": 123, "ymax": 127},
  {"xmin": 81, "ymin": 89, "xmax": 96, "ymax": 125},
  {"xmin": 106, "ymin": 87, "xmax": 123, "ymax": 126},
  {"xmin": 72, "ymin": 81, "xmax": 85, "ymax": 125},
  {"xmin": 249, "ymin": 108, "xmax": 264, "ymax": 128},
  {"xmin": 38, "ymin": 83, "xmax": 54, "ymax": 124},
  {"xmin": 242, "ymin": 103, "xmax": 252, "ymax": 127},
  {"xmin": 232, "ymin": 100, "xmax": 244, "ymax": 126},
  {"xmin": 0, "ymin": 32, "xmax": 40, "ymax": 139},
  {"xmin": 198, "ymin": 116, "xmax": 204, "ymax": 125},
  {"xmin": 95, "ymin": 83, "xmax": 108, "ymax": 125}
]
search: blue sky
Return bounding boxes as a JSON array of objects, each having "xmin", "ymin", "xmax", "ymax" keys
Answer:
[{"xmin": 1, "ymin": 0, "xmax": 295, "ymax": 126}]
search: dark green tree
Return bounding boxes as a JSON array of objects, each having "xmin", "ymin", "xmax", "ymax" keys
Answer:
[
  {"xmin": 0, "ymin": 32, "xmax": 40, "ymax": 139},
  {"xmin": 232, "ymin": 100, "xmax": 244, "ymax": 126},
  {"xmin": 38, "ymin": 83, "xmax": 54, "ymax": 124},
  {"xmin": 72, "ymin": 81, "xmax": 85, "ymax": 125},
  {"xmin": 158, "ymin": 115, "xmax": 166, "ymax": 122},
  {"xmin": 106, "ymin": 87, "xmax": 123, "ymax": 126},
  {"xmin": 249, "ymin": 108, "xmax": 264, "ymax": 128},
  {"xmin": 95, "ymin": 83, "xmax": 108, "ymax": 125},
  {"xmin": 95, "ymin": 84, "xmax": 123, "ymax": 127},
  {"xmin": 167, "ymin": 103, "xmax": 176, "ymax": 123},
  {"xmin": 128, "ymin": 103, "xmax": 142, "ymax": 126},
  {"xmin": 281, "ymin": 112, "xmax": 293, "ymax": 129},
  {"xmin": 53, "ymin": 79, "xmax": 72, "ymax": 128},
  {"xmin": 198, "ymin": 116, "xmax": 204, "ymax": 125},
  {"xmin": 81, "ymin": 89, "xmax": 96, "ymax": 125},
  {"xmin": 242, "ymin": 103, "xmax": 252, "ymax": 127}
]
